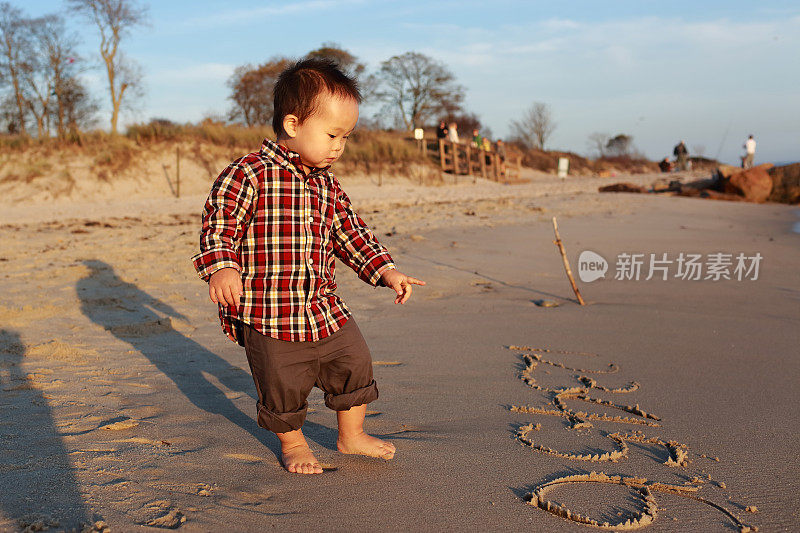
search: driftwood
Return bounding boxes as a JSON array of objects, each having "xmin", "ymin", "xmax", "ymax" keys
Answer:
[
  {"xmin": 599, "ymin": 162, "xmax": 800, "ymax": 205},
  {"xmin": 551, "ymin": 217, "xmax": 585, "ymax": 306}
]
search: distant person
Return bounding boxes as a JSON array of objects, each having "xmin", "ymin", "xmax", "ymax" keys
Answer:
[
  {"xmin": 673, "ymin": 140, "xmax": 688, "ymax": 171},
  {"xmin": 436, "ymin": 121, "xmax": 448, "ymax": 140},
  {"xmin": 496, "ymin": 139, "xmax": 507, "ymax": 173},
  {"xmin": 481, "ymin": 136, "xmax": 493, "ymax": 165},
  {"xmin": 472, "ymin": 129, "xmax": 482, "ymax": 149},
  {"xmin": 743, "ymin": 134, "xmax": 756, "ymax": 169},
  {"xmin": 193, "ymin": 58, "xmax": 425, "ymax": 475},
  {"xmin": 447, "ymin": 122, "xmax": 459, "ymax": 144},
  {"xmin": 496, "ymin": 139, "xmax": 506, "ymax": 162},
  {"xmin": 658, "ymin": 157, "xmax": 673, "ymax": 173}
]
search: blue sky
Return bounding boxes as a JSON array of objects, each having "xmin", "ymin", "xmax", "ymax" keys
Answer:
[{"xmin": 21, "ymin": 0, "xmax": 800, "ymax": 164}]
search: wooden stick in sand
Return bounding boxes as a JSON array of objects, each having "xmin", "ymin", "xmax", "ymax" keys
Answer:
[{"xmin": 551, "ymin": 216, "xmax": 586, "ymax": 306}]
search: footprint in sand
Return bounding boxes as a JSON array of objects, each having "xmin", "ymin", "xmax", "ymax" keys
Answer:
[
  {"xmin": 505, "ymin": 345, "xmax": 758, "ymax": 532},
  {"xmin": 25, "ymin": 339, "xmax": 94, "ymax": 362},
  {"xmin": 195, "ymin": 483, "xmax": 215, "ymax": 497},
  {"xmin": 137, "ymin": 500, "xmax": 186, "ymax": 529}
]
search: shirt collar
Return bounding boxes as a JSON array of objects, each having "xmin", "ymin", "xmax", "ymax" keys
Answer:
[{"xmin": 260, "ymin": 138, "xmax": 331, "ymax": 180}]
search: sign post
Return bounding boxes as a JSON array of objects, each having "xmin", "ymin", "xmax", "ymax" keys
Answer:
[
  {"xmin": 414, "ymin": 128, "xmax": 426, "ymax": 157},
  {"xmin": 557, "ymin": 157, "xmax": 569, "ymax": 179}
]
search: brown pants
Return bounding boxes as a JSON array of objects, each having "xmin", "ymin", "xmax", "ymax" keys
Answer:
[{"xmin": 242, "ymin": 319, "xmax": 378, "ymax": 433}]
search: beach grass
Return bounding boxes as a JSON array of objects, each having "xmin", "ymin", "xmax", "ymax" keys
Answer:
[{"xmin": 0, "ymin": 122, "xmax": 436, "ymax": 182}]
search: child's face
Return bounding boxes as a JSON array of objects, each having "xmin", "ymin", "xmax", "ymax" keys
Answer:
[{"xmin": 282, "ymin": 92, "xmax": 359, "ymax": 170}]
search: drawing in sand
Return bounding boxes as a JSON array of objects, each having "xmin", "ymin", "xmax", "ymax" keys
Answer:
[{"xmin": 506, "ymin": 346, "xmax": 759, "ymax": 532}]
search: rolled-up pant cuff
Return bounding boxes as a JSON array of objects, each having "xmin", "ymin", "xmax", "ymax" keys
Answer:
[
  {"xmin": 256, "ymin": 401, "xmax": 307, "ymax": 433},
  {"xmin": 324, "ymin": 379, "xmax": 379, "ymax": 411}
]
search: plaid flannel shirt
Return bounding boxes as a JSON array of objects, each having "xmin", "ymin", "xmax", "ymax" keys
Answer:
[{"xmin": 192, "ymin": 139, "xmax": 396, "ymax": 344}]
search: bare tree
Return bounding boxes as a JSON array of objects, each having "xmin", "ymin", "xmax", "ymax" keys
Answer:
[
  {"xmin": 0, "ymin": 93, "xmax": 19, "ymax": 133},
  {"xmin": 227, "ymin": 57, "xmax": 293, "ymax": 127},
  {"xmin": 67, "ymin": 0, "xmax": 147, "ymax": 134},
  {"xmin": 375, "ymin": 52, "xmax": 464, "ymax": 130},
  {"xmin": 20, "ymin": 24, "xmax": 51, "ymax": 136},
  {"xmin": 305, "ymin": 42, "xmax": 365, "ymax": 79},
  {"xmin": 62, "ymin": 77, "xmax": 99, "ymax": 134},
  {"xmin": 21, "ymin": 15, "xmax": 69, "ymax": 138},
  {"xmin": 305, "ymin": 42, "xmax": 376, "ymax": 101},
  {"xmin": 0, "ymin": 2, "xmax": 30, "ymax": 134},
  {"xmin": 510, "ymin": 102, "xmax": 556, "ymax": 149},
  {"xmin": 605, "ymin": 134, "xmax": 633, "ymax": 156},
  {"xmin": 39, "ymin": 16, "xmax": 85, "ymax": 138},
  {"xmin": 587, "ymin": 132, "xmax": 610, "ymax": 158},
  {"xmin": 16, "ymin": 14, "xmax": 92, "ymax": 139}
]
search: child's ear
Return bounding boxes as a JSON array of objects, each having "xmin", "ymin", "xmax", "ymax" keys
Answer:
[{"xmin": 282, "ymin": 114, "xmax": 299, "ymax": 138}]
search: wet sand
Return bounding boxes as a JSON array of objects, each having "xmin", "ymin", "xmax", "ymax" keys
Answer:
[{"xmin": 1, "ymin": 173, "xmax": 798, "ymax": 531}]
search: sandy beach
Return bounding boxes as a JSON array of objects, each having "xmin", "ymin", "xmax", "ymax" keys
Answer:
[{"xmin": 1, "ymin": 169, "xmax": 798, "ymax": 531}]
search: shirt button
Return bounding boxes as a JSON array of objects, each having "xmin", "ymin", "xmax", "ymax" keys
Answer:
[
  {"xmin": 306, "ymin": 303, "xmax": 312, "ymax": 309},
  {"xmin": 307, "ymin": 258, "xmax": 313, "ymax": 265},
  {"xmin": 308, "ymin": 216, "xmax": 313, "ymax": 223}
]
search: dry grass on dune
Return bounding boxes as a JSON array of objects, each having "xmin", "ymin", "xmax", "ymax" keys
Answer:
[
  {"xmin": 0, "ymin": 123, "xmax": 444, "ymax": 204},
  {"xmin": 336, "ymin": 129, "xmax": 434, "ymax": 175},
  {"xmin": 125, "ymin": 120, "xmax": 274, "ymax": 148},
  {"xmin": 0, "ymin": 122, "xmax": 436, "ymax": 187},
  {"xmin": 511, "ymin": 144, "xmax": 661, "ymax": 176}
]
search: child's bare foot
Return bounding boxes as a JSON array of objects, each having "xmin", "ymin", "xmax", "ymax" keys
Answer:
[
  {"xmin": 337, "ymin": 431, "xmax": 396, "ymax": 460},
  {"xmin": 276, "ymin": 429, "xmax": 322, "ymax": 474},
  {"xmin": 281, "ymin": 444, "xmax": 323, "ymax": 474}
]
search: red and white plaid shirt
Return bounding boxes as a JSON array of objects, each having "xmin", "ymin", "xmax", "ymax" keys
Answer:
[{"xmin": 192, "ymin": 139, "xmax": 395, "ymax": 344}]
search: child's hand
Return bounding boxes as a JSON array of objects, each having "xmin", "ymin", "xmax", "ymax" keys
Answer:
[
  {"xmin": 380, "ymin": 269, "xmax": 425, "ymax": 304},
  {"xmin": 209, "ymin": 267, "xmax": 243, "ymax": 307}
]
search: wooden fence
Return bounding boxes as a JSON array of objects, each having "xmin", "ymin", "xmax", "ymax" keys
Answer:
[{"xmin": 435, "ymin": 139, "xmax": 522, "ymax": 183}]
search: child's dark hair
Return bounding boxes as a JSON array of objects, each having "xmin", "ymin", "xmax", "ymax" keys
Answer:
[{"xmin": 273, "ymin": 58, "xmax": 361, "ymax": 137}]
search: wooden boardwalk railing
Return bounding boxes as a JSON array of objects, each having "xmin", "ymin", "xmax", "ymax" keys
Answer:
[{"xmin": 436, "ymin": 139, "xmax": 522, "ymax": 183}]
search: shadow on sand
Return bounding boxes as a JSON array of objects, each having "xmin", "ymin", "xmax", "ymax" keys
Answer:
[
  {"xmin": 0, "ymin": 329, "xmax": 94, "ymax": 530},
  {"xmin": 75, "ymin": 260, "xmax": 339, "ymax": 459}
]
